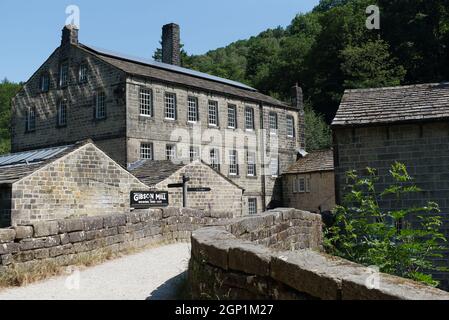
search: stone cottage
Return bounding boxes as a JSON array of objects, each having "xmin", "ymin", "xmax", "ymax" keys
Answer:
[
  {"xmin": 282, "ymin": 149, "xmax": 335, "ymax": 213},
  {"xmin": 11, "ymin": 23, "xmax": 305, "ymax": 215},
  {"xmin": 332, "ymin": 82, "xmax": 449, "ymax": 288},
  {"xmin": 129, "ymin": 160, "xmax": 243, "ymax": 215},
  {"xmin": 0, "ymin": 140, "xmax": 150, "ymax": 227}
]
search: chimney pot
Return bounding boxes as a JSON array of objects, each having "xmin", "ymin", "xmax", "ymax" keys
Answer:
[
  {"xmin": 162, "ymin": 23, "xmax": 181, "ymax": 66},
  {"xmin": 61, "ymin": 24, "xmax": 79, "ymax": 46}
]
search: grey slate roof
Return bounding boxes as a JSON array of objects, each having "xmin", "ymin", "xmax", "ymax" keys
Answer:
[
  {"xmin": 0, "ymin": 144, "xmax": 78, "ymax": 184},
  {"xmin": 79, "ymin": 44, "xmax": 289, "ymax": 108},
  {"xmin": 128, "ymin": 160, "xmax": 186, "ymax": 186},
  {"xmin": 284, "ymin": 150, "xmax": 334, "ymax": 174},
  {"xmin": 332, "ymin": 82, "xmax": 449, "ymax": 127}
]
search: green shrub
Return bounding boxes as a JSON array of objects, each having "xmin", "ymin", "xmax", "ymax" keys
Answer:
[{"xmin": 325, "ymin": 162, "xmax": 448, "ymax": 286}]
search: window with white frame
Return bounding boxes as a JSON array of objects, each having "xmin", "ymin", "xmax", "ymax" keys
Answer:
[
  {"xmin": 298, "ymin": 177, "xmax": 306, "ymax": 193},
  {"xmin": 210, "ymin": 148, "xmax": 220, "ymax": 171},
  {"xmin": 188, "ymin": 96, "xmax": 198, "ymax": 122},
  {"xmin": 247, "ymin": 151, "xmax": 256, "ymax": 176},
  {"xmin": 229, "ymin": 149, "xmax": 239, "ymax": 176},
  {"xmin": 287, "ymin": 115, "xmax": 295, "ymax": 137},
  {"xmin": 140, "ymin": 143, "xmax": 153, "ymax": 160},
  {"xmin": 164, "ymin": 92, "xmax": 176, "ymax": 120},
  {"xmin": 40, "ymin": 74, "xmax": 49, "ymax": 92},
  {"xmin": 57, "ymin": 99, "xmax": 67, "ymax": 126},
  {"xmin": 270, "ymin": 157, "xmax": 279, "ymax": 177},
  {"xmin": 208, "ymin": 100, "xmax": 218, "ymax": 126},
  {"xmin": 95, "ymin": 91, "xmax": 106, "ymax": 119},
  {"xmin": 227, "ymin": 104, "xmax": 237, "ymax": 128},
  {"xmin": 59, "ymin": 62, "xmax": 68, "ymax": 87},
  {"xmin": 293, "ymin": 177, "xmax": 298, "ymax": 193},
  {"xmin": 245, "ymin": 107, "xmax": 254, "ymax": 130},
  {"xmin": 140, "ymin": 88, "xmax": 153, "ymax": 117},
  {"xmin": 269, "ymin": 112, "xmax": 278, "ymax": 134},
  {"xmin": 26, "ymin": 107, "xmax": 36, "ymax": 132},
  {"xmin": 166, "ymin": 144, "xmax": 176, "ymax": 161},
  {"xmin": 190, "ymin": 146, "xmax": 200, "ymax": 162},
  {"xmin": 78, "ymin": 63, "xmax": 88, "ymax": 83},
  {"xmin": 248, "ymin": 198, "xmax": 257, "ymax": 215}
]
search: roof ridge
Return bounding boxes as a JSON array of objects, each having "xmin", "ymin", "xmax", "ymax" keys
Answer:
[{"xmin": 344, "ymin": 82, "xmax": 449, "ymax": 94}]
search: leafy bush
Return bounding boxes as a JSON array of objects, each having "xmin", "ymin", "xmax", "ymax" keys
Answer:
[{"xmin": 325, "ymin": 162, "xmax": 448, "ymax": 286}]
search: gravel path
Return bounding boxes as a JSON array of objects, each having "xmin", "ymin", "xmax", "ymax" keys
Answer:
[{"xmin": 0, "ymin": 242, "xmax": 191, "ymax": 300}]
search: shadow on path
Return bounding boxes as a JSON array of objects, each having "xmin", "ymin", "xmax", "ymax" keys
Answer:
[{"xmin": 146, "ymin": 271, "xmax": 189, "ymax": 300}]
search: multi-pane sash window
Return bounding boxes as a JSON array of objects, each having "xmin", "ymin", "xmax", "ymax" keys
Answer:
[
  {"xmin": 298, "ymin": 177, "xmax": 306, "ymax": 193},
  {"xmin": 269, "ymin": 112, "xmax": 278, "ymax": 134},
  {"xmin": 188, "ymin": 96, "xmax": 198, "ymax": 122},
  {"xmin": 26, "ymin": 107, "xmax": 36, "ymax": 132},
  {"xmin": 190, "ymin": 146, "xmax": 200, "ymax": 162},
  {"xmin": 229, "ymin": 150, "xmax": 239, "ymax": 176},
  {"xmin": 227, "ymin": 105, "xmax": 237, "ymax": 129},
  {"xmin": 59, "ymin": 62, "xmax": 68, "ymax": 87},
  {"xmin": 78, "ymin": 63, "xmax": 88, "ymax": 83},
  {"xmin": 140, "ymin": 88, "xmax": 153, "ymax": 117},
  {"xmin": 247, "ymin": 152, "xmax": 256, "ymax": 176},
  {"xmin": 165, "ymin": 93, "xmax": 176, "ymax": 120},
  {"xmin": 287, "ymin": 115, "xmax": 295, "ymax": 137},
  {"xmin": 166, "ymin": 145, "xmax": 176, "ymax": 161},
  {"xmin": 95, "ymin": 91, "xmax": 106, "ymax": 119},
  {"xmin": 270, "ymin": 157, "xmax": 279, "ymax": 177},
  {"xmin": 57, "ymin": 99, "xmax": 67, "ymax": 126},
  {"xmin": 248, "ymin": 198, "xmax": 257, "ymax": 215},
  {"xmin": 208, "ymin": 100, "xmax": 218, "ymax": 126},
  {"xmin": 245, "ymin": 107, "xmax": 254, "ymax": 130},
  {"xmin": 210, "ymin": 148, "xmax": 220, "ymax": 171},
  {"xmin": 140, "ymin": 143, "xmax": 153, "ymax": 160},
  {"xmin": 40, "ymin": 74, "xmax": 49, "ymax": 92}
]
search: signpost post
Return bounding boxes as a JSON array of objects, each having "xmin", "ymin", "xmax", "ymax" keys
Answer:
[{"xmin": 167, "ymin": 175, "xmax": 211, "ymax": 207}]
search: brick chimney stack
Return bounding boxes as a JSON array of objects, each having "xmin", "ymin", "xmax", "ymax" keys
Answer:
[
  {"xmin": 61, "ymin": 24, "xmax": 79, "ymax": 47},
  {"xmin": 162, "ymin": 23, "xmax": 181, "ymax": 66},
  {"xmin": 291, "ymin": 83, "xmax": 306, "ymax": 149}
]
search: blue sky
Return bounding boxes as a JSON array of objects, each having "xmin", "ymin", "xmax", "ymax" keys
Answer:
[{"xmin": 0, "ymin": 0, "xmax": 319, "ymax": 82}]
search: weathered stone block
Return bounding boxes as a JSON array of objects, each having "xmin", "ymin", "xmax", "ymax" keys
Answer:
[
  {"xmin": 228, "ymin": 243, "xmax": 272, "ymax": 277},
  {"xmin": 83, "ymin": 217, "xmax": 104, "ymax": 231},
  {"xmin": 0, "ymin": 229, "xmax": 16, "ymax": 243},
  {"xmin": 0, "ymin": 243, "xmax": 19, "ymax": 255},
  {"xmin": 104, "ymin": 214, "xmax": 127, "ymax": 228},
  {"xmin": 124, "ymin": 212, "xmax": 140, "ymax": 224},
  {"xmin": 14, "ymin": 226, "xmax": 33, "ymax": 240},
  {"xmin": 162, "ymin": 207, "xmax": 179, "ymax": 218},
  {"xmin": 58, "ymin": 218, "xmax": 84, "ymax": 233},
  {"xmin": 32, "ymin": 221, "xmax": 59, "ymax": 237},
  {"xmin": 68, "ymin": 231, "xmax": 86, "ymax": 243},
  {"xmin": 1, "ymin": 253, "xmax": 13, "ymax": 266},
  {"xmin": 34, "ymin": 248, "xmax": 50, "ymax": 259}
]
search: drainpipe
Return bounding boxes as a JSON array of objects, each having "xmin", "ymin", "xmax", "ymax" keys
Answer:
[{"xmin": 259, "ymin": 102, "xmax": 267, "ymax": 211}]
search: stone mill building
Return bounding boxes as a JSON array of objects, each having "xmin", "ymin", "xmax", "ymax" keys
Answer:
[{"xmin": 10, "ymin": 23, "xmax": 305, "ymax": 215}]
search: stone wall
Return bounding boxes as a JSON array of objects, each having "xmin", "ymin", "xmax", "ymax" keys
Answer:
[
  {"xmin": 10, "ymin": 143, "xmax": 150, "ymax": 226},
  {"xmin": 0, "ymin": 207, "xmax": 232, "ymax": 273},
  {"xmin": 282, "ymin": 171, "xmax": 335, "ymax": 213},
  {"xmin": 154, "ymin": 161, "xmax": 243, "ymax": 216},
  {"xmin": 333, "ymin": 121, "xmax": 449, "ymax": 288},
  {"xmin": 189, "ymin": 209, "xmax": 449, "ymax": 300}
]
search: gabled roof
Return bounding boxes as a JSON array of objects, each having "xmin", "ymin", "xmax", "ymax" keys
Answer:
[
  {"xmin": 129, "ymin": 159, "xmax": 244, "ymax": 190},
  {"xmin": 332, "ymin": 82, "xmax": 449, "ymax": 127},
  {"xmin": 284, "ymin": 150, "xmax": 334, "ymax": 174},
  {"xmin": 78, "ymin": 44, "xmax": 289, "ymax": 108},
  {"xmin": 0, "ymin": 144, "xmax": 78, "ymax": 184}
]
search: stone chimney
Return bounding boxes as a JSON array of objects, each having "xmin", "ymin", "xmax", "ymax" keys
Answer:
[
  {"xmin": 61, "ymin": 24, "xmax": 79, "ymax": 47},
  {"xmin": 162, "ymin": 23, "xmax": 181, "ymax": 66},
  {"xmin": 291, "ymin": 83, "xmax": 306, "ymax": 149}
]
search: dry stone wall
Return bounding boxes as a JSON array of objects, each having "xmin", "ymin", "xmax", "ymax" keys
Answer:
[{"xmin": 189, "ymin": 209, "xmax": 449, "ymax": 300}]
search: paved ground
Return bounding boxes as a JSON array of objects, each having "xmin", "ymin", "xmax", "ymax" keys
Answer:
[{"xmin": 0, "ymin": 243, "xmax": 191, "ymax": 300}]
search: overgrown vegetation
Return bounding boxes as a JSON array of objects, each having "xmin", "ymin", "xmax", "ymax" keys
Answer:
[
  {"xmin": 325, "ymin": 162, "xmax": 448, "ymax": 287},
  {"xmin": 0, "ymin": 78, "xmax": 21, "ymax": 155}
]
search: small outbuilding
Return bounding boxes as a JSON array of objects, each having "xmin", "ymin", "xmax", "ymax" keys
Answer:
[
  {"xmin": 0, "ymin": 140, "xmax": 149, "ymax": 227},
  {"xmin": 129, "ymin": 160, "xmax": 244, "ymax": 216},
  {"xmin": 282, "ymin": 150, "xmax": 335, "ymax": 213}
]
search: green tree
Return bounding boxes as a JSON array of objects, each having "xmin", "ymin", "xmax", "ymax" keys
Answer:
[
  {"xmin": 0, "ymin": 78, "xmax": 22, "ymax": 154},
  {"xmin": 304, "ymin": 105, "xmax": 332, "ymax": 151},
  {"xmin": 325, "ymin": 162, "xmax": 448, "ymax": 286},
  {"xmin": 341, "ymin": 39, "xmax": 406, "ymax": 89}
]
